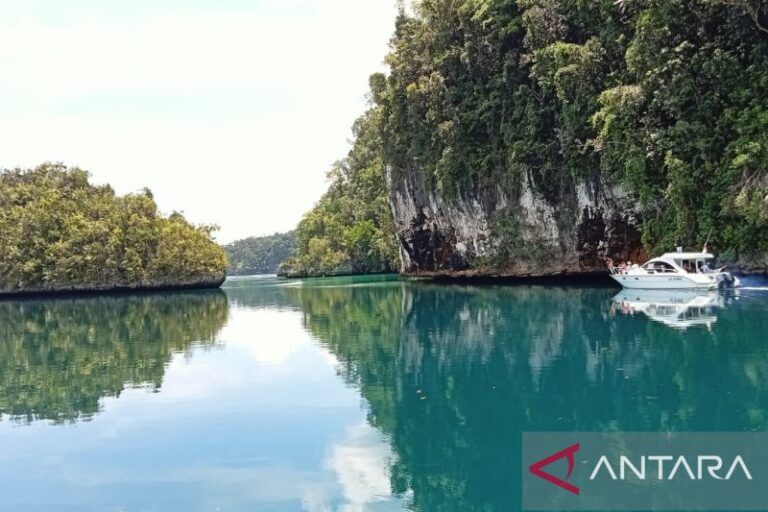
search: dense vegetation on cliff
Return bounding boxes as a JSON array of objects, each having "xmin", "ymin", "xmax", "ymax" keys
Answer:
[
  {"xmin": 291, "ymin": 0, "xmax": 768, "ymax": 274},
  {"xmin": 279, "ymin": 110, "xmax": 399, "ymax": 277},
  {"xmin": 0, "ymin": 164, "xmax": 227, "ymax": 293},
  {"xmin": 378, "ymin": 0, "xmax": 768, "ymax": 262},
  {"xmin": 224, "ymin": 231, "xmax": 297, "ymax": 275}
]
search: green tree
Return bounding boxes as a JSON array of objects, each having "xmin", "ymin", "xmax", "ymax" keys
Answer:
[
  {"xmin": 279, "ymin": 109, "xmax": 399, "ymax": 277},
  {"xmin": 224, "ymin": 231, "xmax": 297, "ymax": 275},
  {"xmin": 0, "ymin": 163, "xmax": 228, "ymax": 293}
]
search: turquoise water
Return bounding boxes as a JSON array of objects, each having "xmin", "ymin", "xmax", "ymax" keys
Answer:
[{"xmin": 0, "ymin": 275, "xmax": 767, "ymax": 511}]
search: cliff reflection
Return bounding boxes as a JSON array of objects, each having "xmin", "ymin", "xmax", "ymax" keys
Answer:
[
  {"xmin": 287, "ymin": 281, "xmax": 768, "ymax": 511},
  {"xmin": 0, "ymin": 290, "xmax": 228, "ymax": 423}
]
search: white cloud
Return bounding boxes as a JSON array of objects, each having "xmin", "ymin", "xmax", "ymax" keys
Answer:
[
  {"xmin": 218, "ymin": 308, "xmax": 310, "ymax": 365},
  {"xmin": 325, "ymin": 422, "xmax": 401, "ymax": 512}
]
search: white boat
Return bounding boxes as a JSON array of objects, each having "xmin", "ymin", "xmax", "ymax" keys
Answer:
[
  {"xmin": 612, "ymin": 289, "xmax": 721, "ymax": 329},
  {"xmin": 608, "ymin": 250, "xmax": 741, "ymax": 290}
]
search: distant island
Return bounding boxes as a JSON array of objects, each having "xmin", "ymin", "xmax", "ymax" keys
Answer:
[
  {"xmin": 224, "ymin": 231, "xmax": 297, "ymax": 275},
  {"xmin": 0, "ymin": 164, "xmax": 227, "ymax": 295},
  {"xmin": 281, "ymin": 1, "xmax": 768, "ymax": 278}
]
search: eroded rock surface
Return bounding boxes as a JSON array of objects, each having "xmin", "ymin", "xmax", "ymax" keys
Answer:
[{"xmin": 388, "ymin": 164, "xmax": 645, "ymax": 277}]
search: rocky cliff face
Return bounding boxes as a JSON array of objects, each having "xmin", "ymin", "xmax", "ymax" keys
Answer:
[{"xmin": 387, "ymin": 164, "xmax": 645, "ymax": 277}]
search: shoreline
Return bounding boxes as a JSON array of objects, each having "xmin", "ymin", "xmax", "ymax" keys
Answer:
[
  {"xmin": 408, "ymin": 271, "xmax": 620, "ymax": 287},
  {"xmin": 278, "ymin": 269, "xmax": 767, "ymax": 285},
  {"xmin": 277, "ymin": 270, "xmax": 397, "ymax": 280},
  {"xmin": 0, "ymin": 277, "xmax": 226, "ymax": 300}
]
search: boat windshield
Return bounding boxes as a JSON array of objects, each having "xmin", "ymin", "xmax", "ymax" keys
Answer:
[
  {"xmin": 643, "ymin": 261, "xmax": 677, "ymax": 273},
  {"xmin": 674, "ymin": 258, "xmax": 713, "ymax": 273}
]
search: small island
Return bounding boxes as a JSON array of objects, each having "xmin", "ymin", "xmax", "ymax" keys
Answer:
[
  {"xmin": 0, "ymin": 163, "xmax": 227, "ymax": 295},
  {"xmin": 224, "ymin": 231, "xmax": 297, "ymax": 276}
]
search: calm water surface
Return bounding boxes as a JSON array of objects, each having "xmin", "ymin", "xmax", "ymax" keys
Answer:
[{"xmin": 1, "ymin": 275, "xmax": 767, "ymax": 511}]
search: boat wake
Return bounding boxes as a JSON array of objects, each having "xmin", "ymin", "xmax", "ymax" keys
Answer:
[{"xmin": 739, "ymin": 286, "xmax": 768, "ymax": 291}]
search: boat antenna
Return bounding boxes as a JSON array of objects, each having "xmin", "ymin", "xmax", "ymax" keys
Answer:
[{"xmin": 702, "ymin": 228, "xmax": 713, "ymax": 253}]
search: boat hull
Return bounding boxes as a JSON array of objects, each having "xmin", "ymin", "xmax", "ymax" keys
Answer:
[{"xmin": 610, "ymin": 273, "xmax": 718, "ymax": 290}]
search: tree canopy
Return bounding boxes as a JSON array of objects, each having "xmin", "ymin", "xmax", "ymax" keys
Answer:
[
  {"xmin": 0, "ymin": 163, "xmax": 228, "ymax": 293},
  {"xmin": 279, "ymin": 110, "xmax": 400, "ymax": 277},
  {"xmin": 225, "ymin": 231, "xmax": 297, "ymax": 275}
]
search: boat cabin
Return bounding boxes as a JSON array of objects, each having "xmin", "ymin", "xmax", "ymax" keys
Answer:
[{"xmin": 644, "ymin": 252, "xmax": 715, "ymax": 274}]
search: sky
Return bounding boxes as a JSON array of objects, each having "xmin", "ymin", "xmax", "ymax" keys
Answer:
[{"xmin": 0, "ymin": 0, "xmax": 399, "ymax": 243}]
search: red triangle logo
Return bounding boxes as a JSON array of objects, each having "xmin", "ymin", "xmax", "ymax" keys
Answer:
[{"xmin": 529, "ymin": 442, "xmax": 580, "ymax": 495}]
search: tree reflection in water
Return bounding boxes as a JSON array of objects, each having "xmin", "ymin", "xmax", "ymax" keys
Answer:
[
  {"xmin": 0, "ymin": 290, "xmax": 229, "ymax": 424},
  {"xmin": 0, "ymin": 275, "xmax": 765, "ymax": 511},
  {"xmin": 286, "ymin": 279, "xmax": 768, "ymax": 511}
]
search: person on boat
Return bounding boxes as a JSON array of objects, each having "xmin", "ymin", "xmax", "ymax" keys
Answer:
[
  {"xmin": 618, "ymin": 261, "xmax": 627, "ymax": 274},
  {"xmin": 699, "ymin": 261, "xmax": 711, "ymax": 273}
]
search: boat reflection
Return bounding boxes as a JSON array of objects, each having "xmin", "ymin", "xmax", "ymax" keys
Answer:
[{"xmin": 612, "ymin": 289, "xmax": 723, "ymax": 329}]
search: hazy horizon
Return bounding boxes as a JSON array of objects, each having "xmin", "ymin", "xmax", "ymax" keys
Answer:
[{"xmin": 0, "ymin": 0, "xmax": 398, "ymax": 243}]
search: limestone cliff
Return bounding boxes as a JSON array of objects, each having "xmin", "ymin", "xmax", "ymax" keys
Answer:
[{"xmin": 387, "ymin": 165, "xmax": 645, "ymax": 278}]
